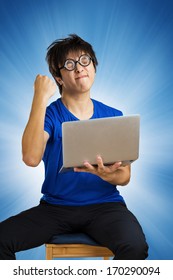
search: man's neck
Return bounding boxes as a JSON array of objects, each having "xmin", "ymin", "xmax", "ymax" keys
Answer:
[{"xmin": 61, "ymin": 92, "xmax": 94, "ymax": 120}]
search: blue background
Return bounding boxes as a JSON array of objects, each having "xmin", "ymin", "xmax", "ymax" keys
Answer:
[{"xmin": 0, "ymin": 0, "xmax": 173, "ymax": 260}]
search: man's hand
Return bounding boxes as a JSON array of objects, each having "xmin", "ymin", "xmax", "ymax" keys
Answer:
[
  {"xmin": 34, "ymin": 74, "xmax": 57, "ymax": 102},
  {"xmin": 74, "ymin": 156, "xmax": 131, "ymax": 186}
]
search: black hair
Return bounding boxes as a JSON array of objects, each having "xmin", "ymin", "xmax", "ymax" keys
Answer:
[{"xmin": 46, "ymin": 34, "xmax": 98, "ymax": 94}]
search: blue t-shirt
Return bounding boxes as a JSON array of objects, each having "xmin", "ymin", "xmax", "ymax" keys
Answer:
[{"xmin": 41, "ymin": 98, "xmax": 125, "ymax": 206}]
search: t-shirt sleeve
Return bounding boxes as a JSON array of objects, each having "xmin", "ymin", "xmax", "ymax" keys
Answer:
[{"xmin": 44, "ymin": 106, "xmax": 55, "ymax": 138}]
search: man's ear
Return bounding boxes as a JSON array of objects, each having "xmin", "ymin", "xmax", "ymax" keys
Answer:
[{"xmin": 55, "ymin": 77, "xmax": 63, "ymax": 85}]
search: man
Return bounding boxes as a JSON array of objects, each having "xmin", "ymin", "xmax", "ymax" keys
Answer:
[{"xmin": 0, "ymin": 34, "xmax": 148, "ymax": 260}]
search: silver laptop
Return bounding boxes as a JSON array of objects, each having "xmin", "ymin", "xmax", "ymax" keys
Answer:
[{"xmin": 59, "ymin": 115, "xmax": 140, "ymax": 172}]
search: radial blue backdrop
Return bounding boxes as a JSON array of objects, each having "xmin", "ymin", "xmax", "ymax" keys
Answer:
[{"xmin": 0, "ymin": 0, "xmax": 173, "ymax": 260}]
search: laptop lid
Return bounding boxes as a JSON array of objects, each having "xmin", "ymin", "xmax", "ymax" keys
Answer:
[{"xmin": 60, "ymin": 115, "xmax": 140, "ymax": 172}]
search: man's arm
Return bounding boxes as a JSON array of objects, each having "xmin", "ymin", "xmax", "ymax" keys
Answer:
[
  {"xmin": 74, "ymin": 156, "xmax": 131, "ymax": 186},
  {"xmin": 22, "ymin": 75, "xmax": 57, "ymax": 167}
]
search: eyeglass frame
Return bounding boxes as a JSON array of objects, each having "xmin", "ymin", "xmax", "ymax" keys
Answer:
[{"xmin": 59, "ymin": 54, "xmax": 93, "ymax": 71}]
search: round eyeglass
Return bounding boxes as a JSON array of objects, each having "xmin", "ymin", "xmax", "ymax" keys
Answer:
[{"xmin": 59, "ymin": 54, "xmax": 93, "ymax": 71}]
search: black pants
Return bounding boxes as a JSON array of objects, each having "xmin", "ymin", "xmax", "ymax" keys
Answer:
[{"xmin": 0, "ymin": 201, "xmax": 148, "ymax": 260}]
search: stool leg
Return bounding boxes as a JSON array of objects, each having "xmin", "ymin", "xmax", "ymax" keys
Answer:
[{"xmin": 46, "ymin": 245, "xmax": 53, "ymax": 260}]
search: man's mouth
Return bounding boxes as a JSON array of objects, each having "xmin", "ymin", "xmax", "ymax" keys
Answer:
[{"xmin": 75, "ymin": 75, "xmax": 88, "ymax": 80}]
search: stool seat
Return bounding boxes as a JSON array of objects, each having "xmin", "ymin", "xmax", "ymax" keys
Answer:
[{"xmin": 45, "ymin": 233, "xmax": 114, "ymax": 260}]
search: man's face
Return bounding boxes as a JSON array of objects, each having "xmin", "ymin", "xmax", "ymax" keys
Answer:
[{"xmin": 56, "ymin": 51, "xmax": 96, "ymax": 95}]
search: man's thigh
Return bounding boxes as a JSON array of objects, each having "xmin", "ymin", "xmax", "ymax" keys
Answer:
[
  {"xmin": 85, "ymin": 202, "xmax": 146, "ymax": 251},
  {"xmin": 0, "ymin": 202, "xmax": 72, "ymax": 252}
]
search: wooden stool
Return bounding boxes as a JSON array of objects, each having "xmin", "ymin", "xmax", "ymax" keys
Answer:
[{"xmin": 45, "ymin": 233, "xmax": 114, "ymax": 260}]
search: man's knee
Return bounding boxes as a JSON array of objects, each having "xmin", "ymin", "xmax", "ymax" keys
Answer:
[
  {"xmin": 114, "ymin": 239, "xmax": 149, "ymax": 260},
  {"xmin": 0, "ymin": 222, "xmax": 6, "ymax": 243}
]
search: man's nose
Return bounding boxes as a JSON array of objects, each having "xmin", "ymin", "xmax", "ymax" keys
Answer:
[{"xmin": 75, "ymin": 62, "xmax": 83, "ymax": 72}]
